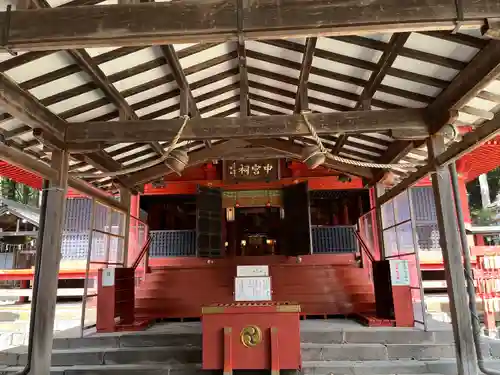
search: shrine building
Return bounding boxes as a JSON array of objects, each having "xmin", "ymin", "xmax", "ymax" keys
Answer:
[{"xmin": 0, "ymin": 1, "xmax": 499, "ymax": 375}]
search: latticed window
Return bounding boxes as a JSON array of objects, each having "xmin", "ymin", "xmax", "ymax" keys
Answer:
[{"xmin": 410, "ymin": 187, "xmax": 441, "ymax": 251}]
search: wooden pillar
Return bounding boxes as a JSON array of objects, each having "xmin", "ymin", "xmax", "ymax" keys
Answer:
[
  {"xmin": 428, "ymin": 134, "xmax": 477, "ymax": 375},
  {"xmin": 29, "ymin": 150, "xmax": 69, "ymax": 375},
  {"xmin": 120, "ymin": 189, "xmax": 132, "ymax": 267}
]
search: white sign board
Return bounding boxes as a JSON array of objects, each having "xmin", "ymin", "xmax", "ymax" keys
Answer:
[
  {"xmin": 237, "ymin": 265, "xmax": 269, "ymax": 277},
  {"xmin": 235, "ymin": 276, "xmax": 272, "ymax": 301},
  {"xmin": 102, "ymin": 268, "xmax": 115, "ymax": 287},
  {"xmin": 390, "ymin": 259, "xmax": 410, "ymax": 286}
]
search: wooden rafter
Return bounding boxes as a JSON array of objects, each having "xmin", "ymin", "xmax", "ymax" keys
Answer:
[
  {"xmin": 294, "ymin": 37, "xmax": 317, "ymax": 113},
  {"xmin": 237, "ymin": 40, "xmax": 249, "ymax": 116},
  {"xmin": 333, "ymin": 35, "xmax": 465, "ymax": 70},
  {"xmin": 0, "ymin": 73, "xmax": 65, "ymax": 136},
  {"xmin": 1, "ymin": 1, "xmax": 499, "ymax": 50},
  {"xmin": 246, "ymin": 52, "xmax": 433, "ymax": 104},
  {"xmin": 0, "ymin": 68, "xmax": 135, "ymax": 191},
  {"xmin": 367, "ymin": 37, "xmax": 500, "ymax": 186},
  {"xmin": 0, "ymin": 43, "xmax": 224, "ymax": 127},
  {"xmin": 67, "ymin": 49, "xmax": 165, "ymax": 157},
  {"xmin": 65, "ymin": 108, "xmax": 429, "ymax": 144},
  {"xmin": 421, "ymin": 31, "xmax": 488, "ymax": 49},
  {"xmin": 261, "ymin": 39, "xmax": 448, "ymax": 89},
  {"xmin": 160, "ymin": 44, "xmax": 213, "ymax": 148},
  {"xmin": 427, "ymin": 40, "xmax": 500, "ymax": 132},
  {"xmin": 160, "ymin": 45, "xmax": 200, "ymax": 117},
  {"xmin": 379, "ymin": 115, "xmax": 500, "ymax": 205},
  {"xmin": 249, "ymin": 81, "xmax": 350, "ymax": 112},
  {"xmin": 332, "ymin": 33, "xmax": 410, "ymax": 158}
]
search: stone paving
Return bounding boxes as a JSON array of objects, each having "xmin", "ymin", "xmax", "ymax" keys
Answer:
[{"xmin": 0, "ymin": 302, "xmax": 94, "ymax": 350}]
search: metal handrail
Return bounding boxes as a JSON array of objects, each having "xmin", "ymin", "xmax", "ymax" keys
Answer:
[
  {"xmin": 354, "ymin": 229, "xmax": 375, "ymax": 264},
  {"xmin": 131, "ymin": 235, "xmax": 152, "ymax": 271}
]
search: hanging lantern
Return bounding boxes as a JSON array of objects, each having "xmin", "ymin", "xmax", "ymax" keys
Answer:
[
  {"xmin": 167, "ymin": 149, "xmax": 189, "ymax": 175},
  {"xmin": 302, "ymin": 145, "xmax": 325, "ymax": 169},
  {"xmin": 226, "ymin": 207, "xmax": 235, "ymax": 222}
]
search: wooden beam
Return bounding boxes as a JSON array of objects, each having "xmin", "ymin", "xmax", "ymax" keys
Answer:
[
  {"xmin": 66, "ymin": 108, "xmax": 430, "ymax": 144},
  {"xmin": 295, "ymin": 37, "xmax": 317, "ymax": 112},
  {"xmin": 427, "ymin": 40, "xmax": 500, "ymax": 132},
  {"xmin": 121, "ymin": 140, "xmax": 248, "ymax": 186},
  {"xmin": 160, "ymin": 44, "xmax": 212, "ymax": 148},
  {"xmin": 246, "ymin": 138, "xmax": 373, "ymax": 179},
  {"xmin": 0, "ymin": 73, "xmax": 66, "ymax": 136},
  {"xmin": 0, "ymin": 142, "xmax": 127, "ymax": 212},
  {"xmin": 247, "ymin": 52, "xmax": 433, "ymax": 104},
  {"xmin": 160, "ymin": 45, "xmax": 200, "ymax": 117},
  {"xmin": 0, "ymin": 43, "xmax": 222, "ymax": 126},
  {"xmin": 369, "ymin": 140, "xmax": 415, "ymax": 185},
  {"xmin": 0, "ymin": 1, "xmax": 496, "ymax": 50},
  {"xmin": 378, "ymin": 115, "xmax": 500, "ymax": 205},
  {"xmin": 262, "ymin": 39, "xmax": 449, "ymax": 89},
  {"xmin": 332, "ymin": 34, "xmax": 409, "ymax": 158},
  {"xmin": 335, "ymin": 34, "xmax": 465, "ymax": 70},
  {"xmin": 346, "ymin": 33, "xmax": 413, "ymax": 174},
  {"xmin": 237, "ymin": 41, "xmax": 249, "ymax": 116},
  {"xmin": 0, "ymin": 62, "xmax": 133, "ymax": 192},
  {"xmin": 421, "ymin": 30, "xmax": 488, "ymax": 49},
  {"xmin": 356, "ymin": 33, "xmax": 410, "ymax": 109},
  {"xmin": 68, "ymin": 49, "xmax": 165, "ymax": 157}
]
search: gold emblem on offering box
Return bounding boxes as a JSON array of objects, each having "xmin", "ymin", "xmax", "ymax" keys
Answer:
[{"xmin": 240, "ymin": 325, "xmax": 262, "ymax": 347}]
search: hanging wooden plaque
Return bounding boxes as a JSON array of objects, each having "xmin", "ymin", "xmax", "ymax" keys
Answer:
[{"xmin": 223, "ymin": 159, "xmax": 280, "ymax": 183}]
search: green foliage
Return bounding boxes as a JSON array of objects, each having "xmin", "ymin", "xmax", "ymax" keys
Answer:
[
  {"xmin": 471, "ymin": 207, "xmax": 496, "ymax": 226},
  {"xmin": 467, "ymin": 167, "xmax": 500, "ymax": 212},
  {"xmin": 0, "ymin": 177, "xmax": 39, "ymax": 207}
]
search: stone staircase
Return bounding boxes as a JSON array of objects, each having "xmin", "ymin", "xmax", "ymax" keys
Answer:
[{"xmin": 1, "ymin": 321, "xmax": 500, "ymax": 374}]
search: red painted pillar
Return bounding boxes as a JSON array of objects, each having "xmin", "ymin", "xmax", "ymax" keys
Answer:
[
  {"xmin": 17, "ymin": 280, "xmax": 29, "ymax": 304},
  {"xmin": 130, "ymin": 194, "xmax": 140, "ymax": 218},
  {"xmin": 343, "ymin": 202, "xmax": 350, "ymax": 225},
  {"xmin": 288, "ymin": 161, "xmax": 302, "ymax": 178},
  {"xmin": 204, "ymin": 163, "xmax": 218, "ymax": 180}
]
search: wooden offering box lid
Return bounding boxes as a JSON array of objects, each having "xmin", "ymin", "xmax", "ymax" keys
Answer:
[{"xmin": 201, "ymin": 302, "xmax": 300, "ymax": 314}]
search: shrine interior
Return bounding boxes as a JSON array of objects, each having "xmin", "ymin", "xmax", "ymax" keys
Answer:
[{"xmin": 140, "ymin": 181, "xmax": 371, "ymax": 258}]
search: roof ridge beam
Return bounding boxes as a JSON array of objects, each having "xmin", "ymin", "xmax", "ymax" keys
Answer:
[
  {"xmin": 1, "ymin": 2, "xmax": 499, "ymax": 50},
  {"xmin": 65, "ymin": 108, "xmax": 430, "ymax": 144}
]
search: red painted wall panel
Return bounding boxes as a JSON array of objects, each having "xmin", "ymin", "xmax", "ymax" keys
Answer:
[{"xmin": 135, "ymin": 255, "xmax": 375, "ymax": 319}]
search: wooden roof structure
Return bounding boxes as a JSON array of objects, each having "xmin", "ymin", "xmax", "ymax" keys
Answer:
[{"xmin": 0, "ymin": 0, "xmax": 500, "ymax": 210}]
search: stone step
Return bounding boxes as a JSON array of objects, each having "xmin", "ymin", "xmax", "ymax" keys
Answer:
[
  {"xmin": 303, "ymin": 359, "xmax": 500, "ymax": 375},
  {"xmin": 0, "ymin": 362, "xmax": 458, "ymax": 375},
  {"xmin": 302, "ymin": 343, "xmax": 457, "ymax": 361},
  {"xmin": 1, "ymin": 342, "xmax": 471, "ymax": 367},
  {"xmin": 53, "ymin": 332, "xmax": 202, "ymax": 350},
  {"xmin": 0, "ymin": 363, "xmax": 203, "ymax": 375},
  {"xmin": 50, "ymin": 328, "xmax": 456, "ymax": 351},
  {"xmin": 1, "ymin": 339, "xmax": 473, "ymax": 369},
  {"xmin": 2, "ymin": 346, "xmax": 202, "ymax": 367}
]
